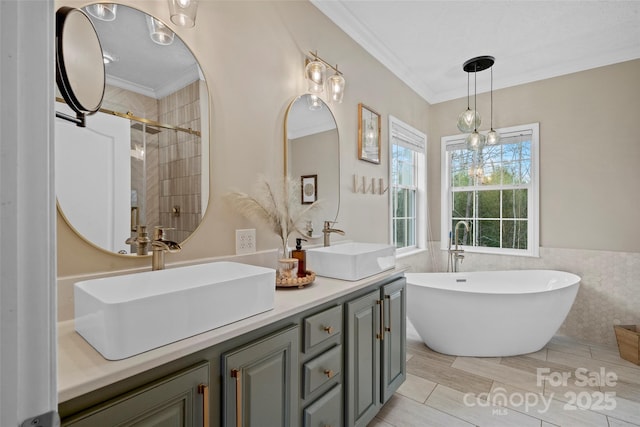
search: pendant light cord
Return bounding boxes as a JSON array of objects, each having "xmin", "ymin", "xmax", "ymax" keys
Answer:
[
  {"xmin": 490, "ymin": 66, "xmax": 494, "ymax": 129},
  {"xmin": 473, "ymin": 65, "xmax": 478, "ymax": 131}
]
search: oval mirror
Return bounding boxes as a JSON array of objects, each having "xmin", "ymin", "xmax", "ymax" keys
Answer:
[
  {"xmin": 55, "ymin": 4, "xmax": 210, "ymax": 255},
  {"xmin": 55, "ymin": 7, "xmax": 105, "ymax": 121},
  {"xmin": 284, "ymin": 94, "xmax": 340, "ymax": 229}
]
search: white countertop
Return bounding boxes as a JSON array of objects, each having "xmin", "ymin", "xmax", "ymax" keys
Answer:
[{"xmin": 57, "ymin": 267, "xmax": 406, "ymax": 403}]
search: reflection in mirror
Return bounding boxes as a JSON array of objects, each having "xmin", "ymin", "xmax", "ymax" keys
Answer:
[
  {"xmin": 285, "ymin": 95, "xmax": 340, "ymax": 231},
  {"xmin": 55, "ymin": 4, "xmax": 209, "ymax": 255}
]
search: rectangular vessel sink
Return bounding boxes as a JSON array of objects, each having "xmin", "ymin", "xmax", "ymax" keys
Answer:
[
  {"xmin": 74, "ymin": 261, "xmax": 275, "ymax": 360},
  {"xmin": 306, "ymin": 242, "xmax": 396, "ymax": 281}
]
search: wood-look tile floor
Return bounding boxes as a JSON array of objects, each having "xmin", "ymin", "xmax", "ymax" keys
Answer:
[{"xmin": 369, "ymin": 322, "xmax": 640, "ymax": 427}]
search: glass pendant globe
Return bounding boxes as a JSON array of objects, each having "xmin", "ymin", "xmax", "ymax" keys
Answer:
[
  {"xmin": 457, "ymin": 108, "xmax": 481, "ymax": 133},
  {"xmin": 328, "ymin": 72, "xmax": 345, "ymax": 103},
  {"xmin": 305, "ymin": 60, "xmax": 326, "ymax": 94},
  {"xmin": 466, "ymin": 131, "xmax": 486, "ymax": 151},
  {"xmin": 486, "ymin": 128, "xmax": 500, "ymax": 145}
]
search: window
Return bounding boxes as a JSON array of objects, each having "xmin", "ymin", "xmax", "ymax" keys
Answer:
[
  {"xmin": 441, "ymin": 123, "xmax": 539, "ymax": 257},
  {"xmin": 389, "ymin": 116, "xmax": 426, "ymax": 253}
]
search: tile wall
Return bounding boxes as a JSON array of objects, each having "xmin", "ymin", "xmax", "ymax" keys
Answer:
[{"xmin": 158, "ymin": 80, "xmax": 202, "ymax": 243}]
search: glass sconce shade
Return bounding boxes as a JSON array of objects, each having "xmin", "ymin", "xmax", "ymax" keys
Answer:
[
  {"xmin": 305, "ymin": 60, "xmax": 326, "ymax": 94},
  {"xmin": 486, "ymin": 128, "xmax": 500, "ymax": 145},
  {"xmin": 465, "ymin": 131, "xmax": 486, "ymax": 151},
  {"xmin": 457, "ymin": 108, "xmax": 481, "ymax": 133},
  {"xmin": 85, "ymin": 3, "xmax": 117, "ymax": 21},
  {"xmin": 328, "ymin": 72, "xmax": 345, "ymax": 103},
  {"xmin": 146, "ymin": 16, "xmax": 175, "ymax": 46},
  {"xmin": 168, "ymin": 0, "xmax": 199, "ymax": 28},
  {"xmin": 306, "ymin": 94, "xmax": 323, "ymax": 111}
]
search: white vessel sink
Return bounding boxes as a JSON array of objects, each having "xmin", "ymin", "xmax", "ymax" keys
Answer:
[
  {"xmin": 306, "ymin": 242, "xmax": 396, "ymax": 281},
  {"xmin": 74, "ymin": 261, "xmax": 275, "ymax": 360}
]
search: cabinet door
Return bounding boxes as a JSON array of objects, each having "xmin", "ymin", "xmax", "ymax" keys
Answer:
[
  {"xmin": 346, "ymin": 290, "xmax": 380, "ymax": 427},
  {"xmin": 62, "ymin": 363, "xmax": 210, "ymax": 427},
  {"xmin": 222, "ymin": 325, "xmax": 299, "ymax": 427},
  {"xmin": 381, "ymin": 278, "xmax": 406, "ymax": 403}
]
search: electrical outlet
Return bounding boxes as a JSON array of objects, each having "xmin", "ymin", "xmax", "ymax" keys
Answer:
[{"xmin": 235, "ymin": 229, "xmax": 256, "ymax": 255}]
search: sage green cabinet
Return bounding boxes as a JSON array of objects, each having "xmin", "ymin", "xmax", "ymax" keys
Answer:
[
  {"xmin": 59, "ymin": 274, "xmax": 406, "ymax": 427},
  {"xmin": 345, "ymin": 278, "xmax": 406, "ymax": 427},
  {"xmin": 62, "ymin": 362, "xmax": 210, "ymax": 427},
  {"xmin": 222, "ymin": 325, "xmax": 299, "ymax": 427},
  {"xmin": 381, "ymin": 278, "xmax": 407, "ymax": 402}
]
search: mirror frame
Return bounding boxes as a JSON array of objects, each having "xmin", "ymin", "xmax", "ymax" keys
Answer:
[
  {"xmin": 284, "ymin": 94, "xmax": 340, "ymax": 223},
  {"xmin": 55, "ymin": 4, "xmax": 211, "ymax": 257},
  {"xmin": 55, "ymin": 6, "xmax": 105, "ymax": 126}
]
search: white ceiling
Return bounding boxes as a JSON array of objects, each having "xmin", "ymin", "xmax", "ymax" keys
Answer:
[
  {"xmin": 311, "ymin": 0, "xmax": 640, "ymax": 104},
  {"xmin": 88, "ymin": 4, "xmax": 200, "ymax": 99}
]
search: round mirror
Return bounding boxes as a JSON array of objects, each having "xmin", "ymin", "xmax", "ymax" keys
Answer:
[
  {"xmin": 56, "ymin": 7, "xmax": 105, "ymax": 117},
  {"xmin": 284, "ymin": 94, "xmax": 340, "ymax": 227},
  {"xmin": 55, "ymin": 4, "xmax": 210, "ymax": 255}
]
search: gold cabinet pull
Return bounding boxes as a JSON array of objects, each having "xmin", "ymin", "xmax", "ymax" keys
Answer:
[
  {"xmin": 385, "ymin": 294, "xmax": 392, "ymax": 333},
  {"xmin": 376, "ymin": 299, "xmax": 384, "ymax": 340},
  {"xmin": 231, "ymin": 369, "xmax": 242, "ymax": 427},
  {"xmin": 323, "ymin": 325, "xmax": 334, "ymax": 334},
  {"xmin": 197, "ymin": 383, "xmax": 209, "ymax": 427},
  {"xmin": 324, "ymin": 369, "xmax": 334, "ymax": 378}
]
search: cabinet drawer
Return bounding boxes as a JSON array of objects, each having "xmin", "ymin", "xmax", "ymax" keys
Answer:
[
  {"xmin": 304, "ymin": 384, "xmax": 342, "ymax": 427},
  {"xmin": 304, "ymin": 345, "xmax": 342, "ymax": 398},
  {"xmin": 304, "ymin": 305, "xmax": 342, "ymax": 353}
]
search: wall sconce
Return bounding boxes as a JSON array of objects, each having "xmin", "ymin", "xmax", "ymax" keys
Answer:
[
  {"xmin": 305, "ymin": 51, "xmax": 346, "ymax": 104},
  {"xmin": 168, "ymin": 0, "xmax": 199, "ymax": 28},
  {"xmin": 85, "ymin": 3, "xmax": 117, "ymax": 21},
  {"xmin": 146, "ymin": 15, "xmax": 174, "ymax": 45},
  {"xmin": 456, "ymin": 55, "xmax": 499, "ymax": 150}
]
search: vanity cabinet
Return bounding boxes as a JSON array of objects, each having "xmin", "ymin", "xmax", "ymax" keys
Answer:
[
  {"xmin": 222, "ymin": 325, "xmax": 299, "ymax": 427},
  {"xmin": 59, "ymin": 272, "xmax": 406, "ymax": 427},
  {"xmin": 61, "ymin": 362, "xmax": 210, "ymax": 427},
  {"xmin": 345, "ymin": 278, "xmax": 406, "ymax": 427}
]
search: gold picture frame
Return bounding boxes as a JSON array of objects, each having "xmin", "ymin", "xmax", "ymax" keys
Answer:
[{"xmin": 358, "ymin": 103, "xmax": 381, "ymax": 164}]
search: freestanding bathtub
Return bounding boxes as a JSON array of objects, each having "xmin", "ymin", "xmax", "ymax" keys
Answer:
[{"xmin": 405, "ymin": 270, "xmax": 580, "ymax": 357}]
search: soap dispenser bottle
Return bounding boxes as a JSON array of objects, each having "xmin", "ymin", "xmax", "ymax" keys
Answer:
[{"xmin": 292, "ymin": 238, "xmax": 307, "ymax": 278}]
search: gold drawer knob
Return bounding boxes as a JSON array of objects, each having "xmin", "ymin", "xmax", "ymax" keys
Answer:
[
  {"xmin": 324, "ymin": 369, "xmax": 334, "ymax": 378},
  {"xmin": 323, "ymin": 326, "xmax": 334, "ymax": 334}
]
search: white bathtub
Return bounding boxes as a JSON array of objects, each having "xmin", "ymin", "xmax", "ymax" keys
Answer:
[{"xmin": 405, "ymin": 270, "xmax": 580, "ymax": 357}]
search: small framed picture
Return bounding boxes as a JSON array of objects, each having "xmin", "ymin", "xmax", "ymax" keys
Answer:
[
  {"xmin": 301, "ymin": 175, "xmax": 317, "ymax": 204},
  {"xmin": 358, "ymin": 103, "xmax": 381, "ymax": 164}
]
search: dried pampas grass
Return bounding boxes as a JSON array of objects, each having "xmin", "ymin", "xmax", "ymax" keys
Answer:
[{"xmin": 224, "ymin": 175, "xmax": 320, "ymax": 252}]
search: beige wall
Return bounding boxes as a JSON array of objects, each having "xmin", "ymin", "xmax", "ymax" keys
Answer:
[
  {"xmin": 56, "ymin": 0, "xmax": 430, "ymax": 276},
  {"xmin": 428, "ymin": 59, "xmax": 640, "ymax": 253}
]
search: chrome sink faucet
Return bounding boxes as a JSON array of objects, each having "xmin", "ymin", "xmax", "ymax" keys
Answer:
[
  {"xmin": 151, "ymin": 226, "xmax": 181, "ymax": 271},
  {"xmin": 449, "ymin": 220, "xmax": 469, "ymax": 272},
  {"xmin": 322, "ymin": 221, "xmax": 345, "ymax": 247}
]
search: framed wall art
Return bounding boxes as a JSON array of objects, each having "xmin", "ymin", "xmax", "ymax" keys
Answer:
[
  {"xmin": 358, "ymin": 103, "xmax": 381, "ymax": 164},
  {"xmin": 301, "ymin": 174, "xmax": 317, "ymax": 204}
]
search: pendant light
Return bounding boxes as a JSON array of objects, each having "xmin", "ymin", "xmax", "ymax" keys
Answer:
[
  {"xmin": 457, "ymin": 72, "xmax": 480, "ymax": 133},
  {"xmin": 486, "ymin": 65, "xmax": 500, "ymax": 145},
  {"xmin": 456, "ymin": 56, "xmax": 496, "ymax": 151}
]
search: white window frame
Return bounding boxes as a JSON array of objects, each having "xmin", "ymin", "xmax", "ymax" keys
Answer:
[
  {"xmin": 389, "ymin": 115, "xmax": 426, "ymax": 256},
  {"xmin": 440, "ymin": 122, "xmax": 539, "ymax": 257}
]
